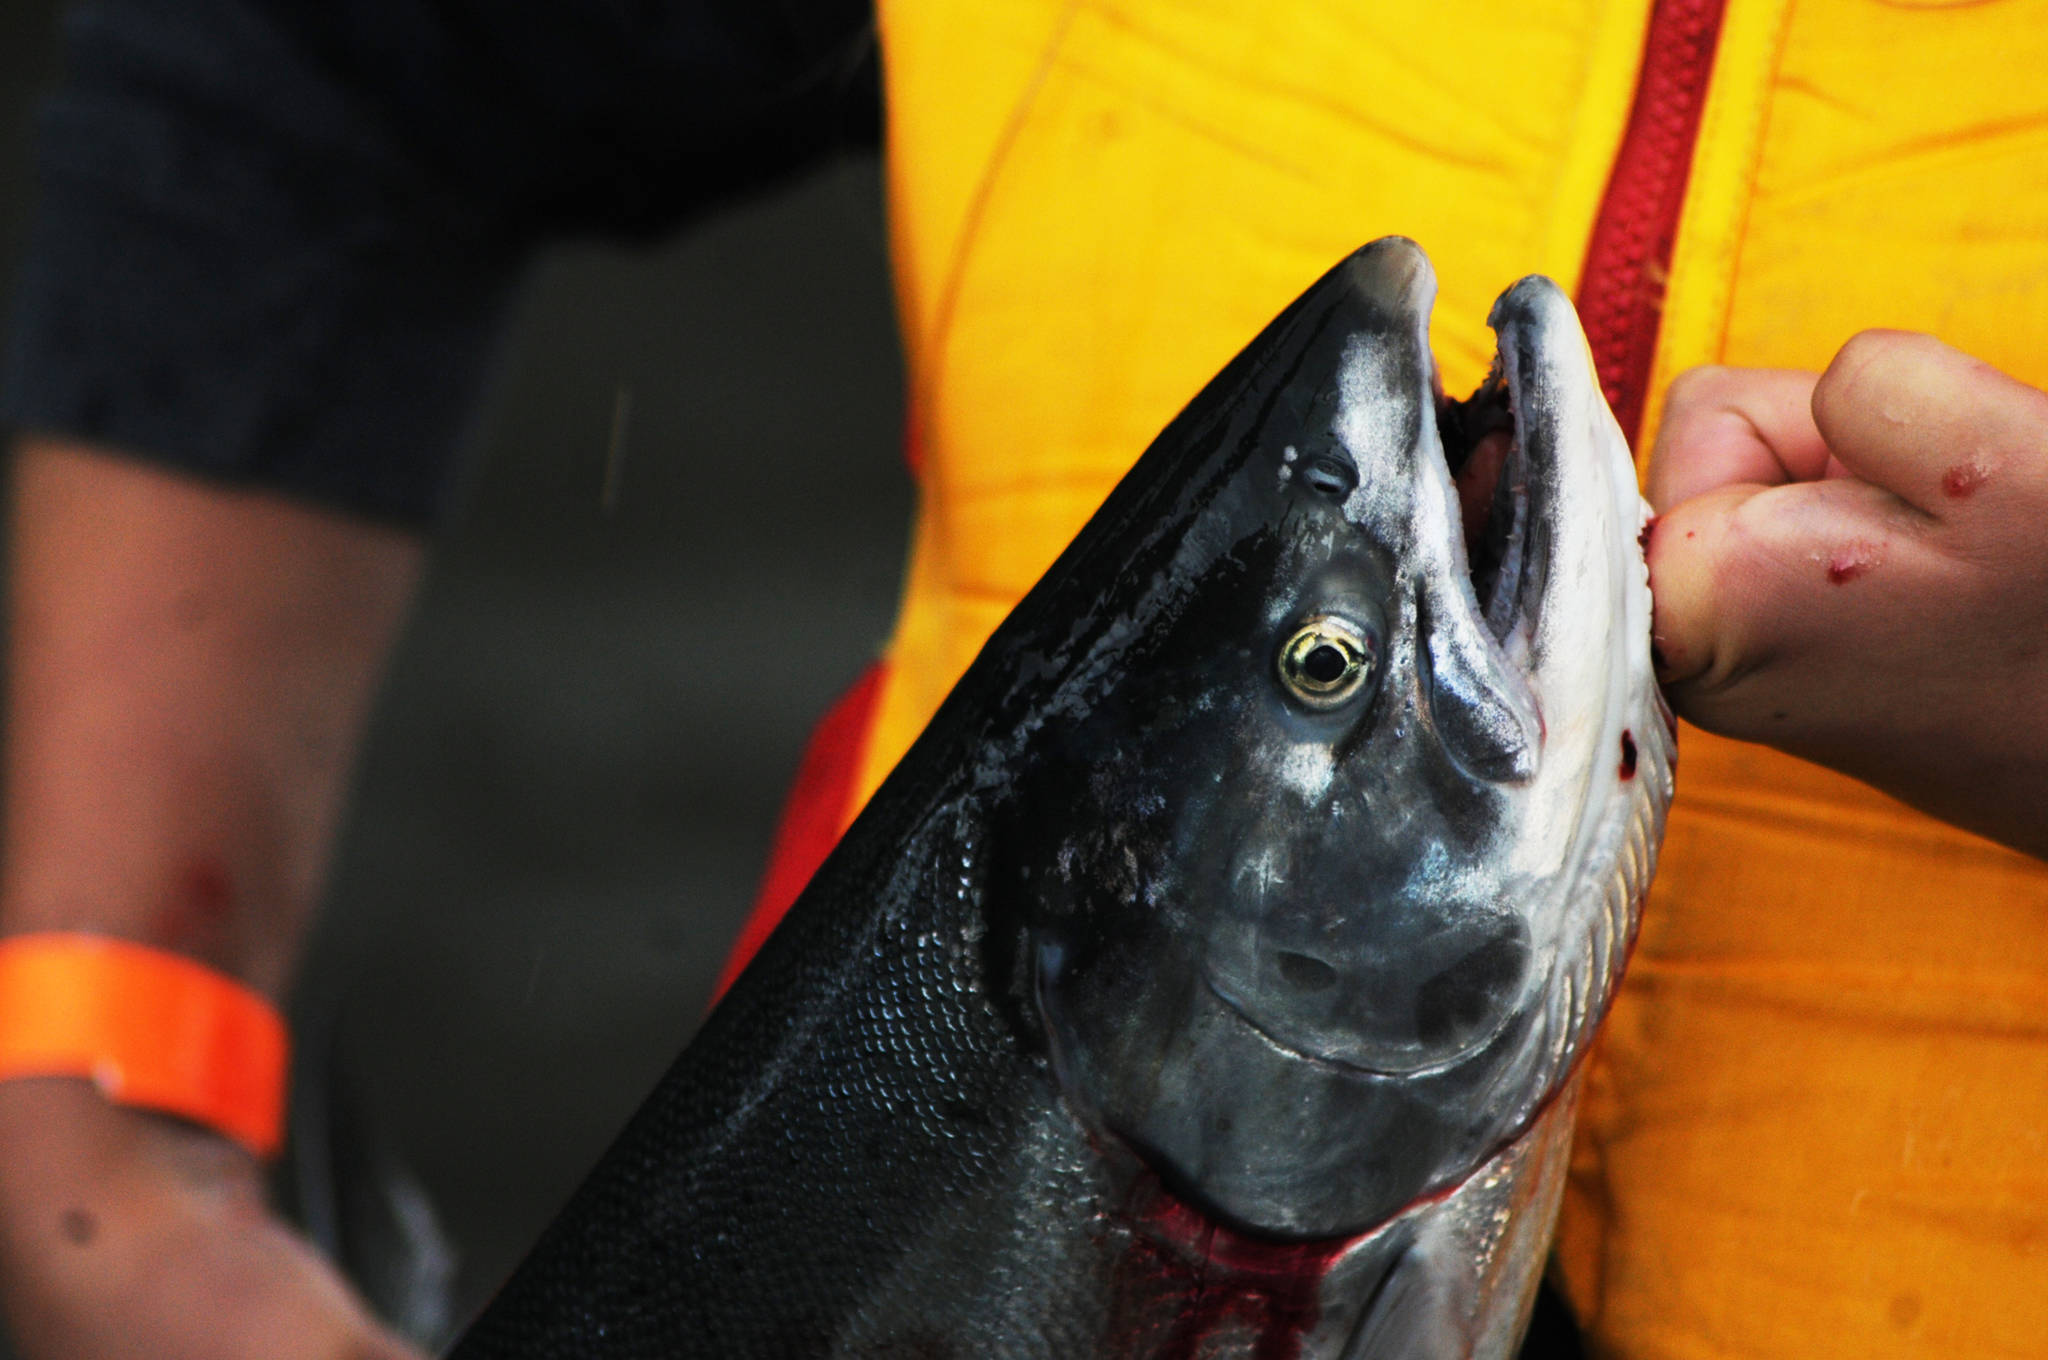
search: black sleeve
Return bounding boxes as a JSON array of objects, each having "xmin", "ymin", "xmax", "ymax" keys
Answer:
[{"xmin": 0, "ymin": 0, "xmax": 878, "ymax": 524}]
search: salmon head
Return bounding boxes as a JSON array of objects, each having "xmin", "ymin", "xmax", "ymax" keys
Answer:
[{"xmin": 983, "ymin": 237, "xmax": 1673, "ymax": 1240}]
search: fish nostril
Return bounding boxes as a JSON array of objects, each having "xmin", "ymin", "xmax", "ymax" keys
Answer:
[{"xmin": 1274, "ymin": 950, "xmax": 1339, "ymax": 994}]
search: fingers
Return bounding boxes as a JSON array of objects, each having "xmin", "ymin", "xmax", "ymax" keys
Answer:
[
  {"xmin": 1647, "ymin": 365, "xmax": 1831, "ymax": 511},
  {"xmin": 1647, "ymin": 363, "xmax": 1848, "ymax": 685},
  {"xmin": 1645, "ymin": 338, "xmax": 2048, "ymax": 860},
  {"xmin": 1812, "ymin": 329, "xmax": 2048, "ymax": 516},
  {"xmin": 1646, "ymin": 471, "xmax": 1930, "ymax": 691}
]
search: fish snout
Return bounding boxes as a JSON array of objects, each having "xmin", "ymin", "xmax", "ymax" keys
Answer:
[{"xmin": 1207, "ymin": 911, "xmax": 1532, "ymax": 1076}]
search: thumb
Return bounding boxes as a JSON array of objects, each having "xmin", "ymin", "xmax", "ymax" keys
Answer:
[{"xmin": 1642, "ymin": 483, "xmax": 1764, "ymax": 687}]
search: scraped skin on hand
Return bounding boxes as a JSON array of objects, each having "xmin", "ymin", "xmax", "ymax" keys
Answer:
[{"xmin": 1646, "ymin": 330, "xmax": 2048, "ymax": 860}]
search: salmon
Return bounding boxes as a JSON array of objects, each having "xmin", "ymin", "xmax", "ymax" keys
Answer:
[{"xmin": 450, "ymin": 238, "xmax": 1672, "ymax": 1359}]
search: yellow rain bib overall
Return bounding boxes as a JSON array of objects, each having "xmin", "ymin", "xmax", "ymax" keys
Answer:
[{"xmin": 742, "ymin": 4, "xmax": 2048, "ymax": 1354}]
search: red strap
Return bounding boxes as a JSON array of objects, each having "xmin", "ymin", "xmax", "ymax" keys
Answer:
[
  {"xmin": 711, "ymin": 663, "xmax": 887, "ymax": 1004},
  {"xmin": 0, "ymin": 932, "xmax": 289, "ymax": 1158},
  {"xmin": 1576, "ymin": 0, "xmax": 1729, "ymax": 446}
]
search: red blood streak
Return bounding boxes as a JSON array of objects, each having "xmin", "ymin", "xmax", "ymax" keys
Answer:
[
  {"xmin": 1942, "ymin": 464, "xmax": 1986, "ymax": 499},
  {"xmin": 1619, "ymin": 730, "xmax": 1639, "ymax": 780},
  {"xmin": 1105, "ymin": 1177, "xmax": 1357, "ymax": 1360},
  {"xmin": 1826, "ymin": 558, "xmax": 1866, "ymax": 585},
  {"xmin": 1575, "ymin": 0, "xmax": 1728, "ymax": 447},
  {"xmin": 154, "ymin": 859, "xmax": 234, "ymax": 957}
]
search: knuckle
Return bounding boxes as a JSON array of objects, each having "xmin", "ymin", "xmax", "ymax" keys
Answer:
[
  {"xmin": 1663, "ymin": 364, "xmax": 1736, "ymax": 412},
  {"xmin": 1837, "ymin": 327, "xmax": 1906, "ymax": 362},
  {"xmin": 1822, "ymin": 328, "xmax": 1923, "ymax": 402}
]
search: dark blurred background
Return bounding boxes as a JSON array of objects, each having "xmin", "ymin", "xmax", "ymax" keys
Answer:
[{"xmin": 0, "ymin": 0, "xmax": 911, "ymax": 1345}]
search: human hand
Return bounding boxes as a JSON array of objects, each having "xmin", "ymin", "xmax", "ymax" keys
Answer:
[
  {"xmin": 1645, "ymin": 330, "xmax": 2048, "ymax": 861},
  {"xmin": 0, "ymin": 1080, "xmax": 423, "ymax": 1360}
]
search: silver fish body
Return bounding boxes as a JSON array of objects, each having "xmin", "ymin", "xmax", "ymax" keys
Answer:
[{"xmin": 450, "ymin": 238, "xmax": 1673, "ymax": 1359}]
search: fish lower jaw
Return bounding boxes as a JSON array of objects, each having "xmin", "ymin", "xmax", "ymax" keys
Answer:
[{"xmin": 1201, "ymin": 974, "xmax": 1517, "ymax": 1081}]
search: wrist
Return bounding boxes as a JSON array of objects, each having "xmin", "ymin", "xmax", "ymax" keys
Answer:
[
  {"xmin": 0, "ymin": 934, "xmax": 288, "ymax": 1159},
  {"xmin": 0, "ymin": 1081, "xmax": 423, "ymax": 1360}
]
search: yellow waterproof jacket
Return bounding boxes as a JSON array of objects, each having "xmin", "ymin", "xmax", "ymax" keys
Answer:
[{"xmin": 775, "ymin": 3, "xmax": 2048, "ymax": 1355}]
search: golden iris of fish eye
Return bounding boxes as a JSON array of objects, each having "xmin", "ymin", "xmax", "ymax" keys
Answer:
[{"xmin": 1277, "ymin": 616, "xmax": 1375, "ymax": 709}]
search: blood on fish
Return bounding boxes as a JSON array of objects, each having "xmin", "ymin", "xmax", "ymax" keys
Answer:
[
  {"xmin": 1942, "ymin": 464, "xmax": 1986, "ymax": 499},
  {"xmin": 1619, "ymin": 731, "xmax": 1638, "ymax": 780},
  {"xmin": 1106, "ymin": 1176, "xmax": 1355, "ymax": 1360}
]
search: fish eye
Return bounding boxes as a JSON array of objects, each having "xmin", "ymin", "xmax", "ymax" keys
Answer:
[
  {"xmin": 1299, "ymin": 455, "xmax": 1357, "ymax": 499},
  {"xmin": 1277, "ymin": 614, "xmax": 1377, "ymax": 710}
]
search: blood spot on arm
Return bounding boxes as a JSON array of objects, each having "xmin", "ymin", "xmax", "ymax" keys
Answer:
[{"xmin": 153, "ymin": 859, "xmax": 235, "ymax": 961}]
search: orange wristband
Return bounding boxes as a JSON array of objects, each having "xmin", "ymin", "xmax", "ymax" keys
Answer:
[{"xmin": 0, "ymin": 932, "xmax": 288, "ymax": 1159}]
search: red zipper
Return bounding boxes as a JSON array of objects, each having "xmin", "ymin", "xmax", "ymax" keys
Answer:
[{"xmin": 1575, "ymin": 0, "xmax": 1729, "ymax": 447}]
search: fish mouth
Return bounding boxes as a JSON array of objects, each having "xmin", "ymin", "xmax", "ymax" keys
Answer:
[
  {"xmin": 1353, "ymin": 249, "xmax": 1641, "ymax": 794},
  {"xmin": 1435, "ymin": 350, "xmax": 1531, "ymax": 645},
  {"xmin": 1202, "ymin": 972, "xmax": 1517, "ymax": 1080},
  {"xmin": 1428, "ymin": 273, "xmax": 1593, "ymax": 657}
]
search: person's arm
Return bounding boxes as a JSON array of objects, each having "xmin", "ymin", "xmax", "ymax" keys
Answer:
[
  {"xmin": 0, "ymin": 437, "xmax": 425, "ymax": 1360},
  {"xmin": 1645, "ymin": 329, "xmax": 2048, "ymax": 860},
  {"xmin": 0, "ymin": 1, "xmax": 878, "ymax": 1350}
]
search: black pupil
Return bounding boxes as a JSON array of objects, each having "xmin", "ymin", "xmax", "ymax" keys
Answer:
[{"xmin": 1302, "ymin": 643, "xmax": 1349, "ymax": 685}]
